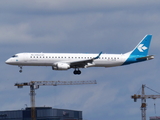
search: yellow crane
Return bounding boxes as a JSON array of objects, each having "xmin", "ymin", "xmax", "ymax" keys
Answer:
[
  {"xmin": 15, "ymin": 80, "xmax": 97, "ymax": 120},
  {"xmin": 131, "ymin": 84, "xmax": 160, "ymax": 120}
]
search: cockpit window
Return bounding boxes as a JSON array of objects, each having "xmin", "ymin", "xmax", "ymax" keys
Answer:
[{"xmin": 12, "ymin": 55, "xmax": 18, "ymax": 57}]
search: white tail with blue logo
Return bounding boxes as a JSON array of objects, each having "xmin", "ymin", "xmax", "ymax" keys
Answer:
[{"xmin": 122, "ymin": 35, "xmax": 154, "ymax": 65}]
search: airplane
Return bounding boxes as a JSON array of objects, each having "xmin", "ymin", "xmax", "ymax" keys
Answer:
[{"xmin": 5, "ymin": 35, "xmax": 154, "ymax": 75}]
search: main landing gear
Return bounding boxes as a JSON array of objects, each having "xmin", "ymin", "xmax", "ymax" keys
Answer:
[
  {"xmin": 19, "ymin": 66, "xmax": 22, "ymax": 73},
  {"xmin": 73, "ymin": 68, "xmax": 81, "ymax": 75}
]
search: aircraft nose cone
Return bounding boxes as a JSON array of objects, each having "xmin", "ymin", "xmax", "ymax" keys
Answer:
[{"xmin": 5, "ymin": 59, "xmax": 11, "ymax": 64}]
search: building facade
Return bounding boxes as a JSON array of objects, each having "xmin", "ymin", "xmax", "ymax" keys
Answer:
[
  {"xmin": 0, "ymin": 107, "xmax": 82, "ymax": 120},
  {"xmin": 150, "ymin": 116, "xmax": 160, "ymax": 120}
]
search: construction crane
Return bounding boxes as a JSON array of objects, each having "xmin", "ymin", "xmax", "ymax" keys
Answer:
[
  {"xmin": 131, "ymin": 84, "xmax": 160, "ymax": 120},
  {"xmin": 15, "ymin": 80, "xmax": 97, "ymax": 120}
]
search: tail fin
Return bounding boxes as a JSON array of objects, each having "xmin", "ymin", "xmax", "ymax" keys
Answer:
[{"xmin": 129, "ymin": 35, "xmax": 152, "ymax": 56}]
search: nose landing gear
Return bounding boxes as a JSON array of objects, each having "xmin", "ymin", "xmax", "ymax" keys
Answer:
[{"xmin": 19, "ymin": 66, "xmax": 22, "ymax": 73}]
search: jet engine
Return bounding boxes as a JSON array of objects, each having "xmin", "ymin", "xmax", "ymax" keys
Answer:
[{"xmin": 52, "ymin": 63, "xmax": 70, "ymax": 70}]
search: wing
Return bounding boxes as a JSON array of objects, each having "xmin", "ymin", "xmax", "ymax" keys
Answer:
[{"xmin": 69, "ymin": 52, "xmax": 102, "ymax": 68}]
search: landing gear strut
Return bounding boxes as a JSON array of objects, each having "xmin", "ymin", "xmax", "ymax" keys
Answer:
[
  {"xmin": 73, "ymin": 68, "xmax": 81, "ymax": 75},
  {"xmin": 19, "ymin": 66, "xmax": 22, "ymax": 73}
]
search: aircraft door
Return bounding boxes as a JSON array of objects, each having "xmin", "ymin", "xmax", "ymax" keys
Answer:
[{"xmin": 23, "ymin": 53, "xmax": 28, "ymax": 63}]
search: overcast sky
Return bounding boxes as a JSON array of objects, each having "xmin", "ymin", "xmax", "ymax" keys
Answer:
[{"xmin": 1, "ymin": 0, "xmax": 160, "ymax": 120}]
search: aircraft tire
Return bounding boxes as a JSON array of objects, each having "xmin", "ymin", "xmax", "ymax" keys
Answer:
[{"xmin": 73, "ymin": 70, "xmax": 81, "ymax": 75}]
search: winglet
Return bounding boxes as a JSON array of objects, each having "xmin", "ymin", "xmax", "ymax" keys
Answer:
[{"xmin": 94, "ymin": 52, "xmax": 102, "ymax": 59}]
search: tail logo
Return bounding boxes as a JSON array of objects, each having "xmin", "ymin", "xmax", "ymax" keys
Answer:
[{"xmin": 137, "ymin": 44, "xmax": 148, "ymax": 52}]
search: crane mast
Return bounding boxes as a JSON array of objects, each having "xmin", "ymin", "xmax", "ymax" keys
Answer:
[
  {"xmin": 141, "ymin": 84, "xmax": 146, "ymax": 120},
  {"xmin": 15, "ymin": 80, "xmax": 97, "ymax": 120},
  {"xmin": 131, "ymin": 84, "xmax": 160, "ymax": 120}
]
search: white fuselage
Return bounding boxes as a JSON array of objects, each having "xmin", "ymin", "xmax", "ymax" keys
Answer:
[{"xmin": 6, "ymin": 53, "xmax": 129, "ymax": 68}]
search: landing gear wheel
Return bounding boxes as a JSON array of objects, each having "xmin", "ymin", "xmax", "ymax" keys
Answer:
[
  {"xmin": 77, "ymin": 70, "xmax": 81, "ymax": 74},
  {"xmin": 73, "ymin": 70, "xmax": 77, "ymax": 74},
  {"xmin": 73, "ymin": 69, "xmax": 81, "ymax": 75}
]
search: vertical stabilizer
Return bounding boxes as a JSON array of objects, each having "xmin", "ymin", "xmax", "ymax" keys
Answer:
[{"xmin": 130, "ymin": 35, "xmax": 152, "ymax": 56}]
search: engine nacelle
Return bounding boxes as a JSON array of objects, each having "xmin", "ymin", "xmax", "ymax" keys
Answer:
[{"xmin": 52, "ymin": 63, "xmax": 70, "ymax": 70}]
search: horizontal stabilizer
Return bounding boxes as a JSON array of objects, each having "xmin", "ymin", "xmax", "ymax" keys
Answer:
[{"xmin": 136, "ymin": 55, "xmax": 154, "ymax": 60}]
